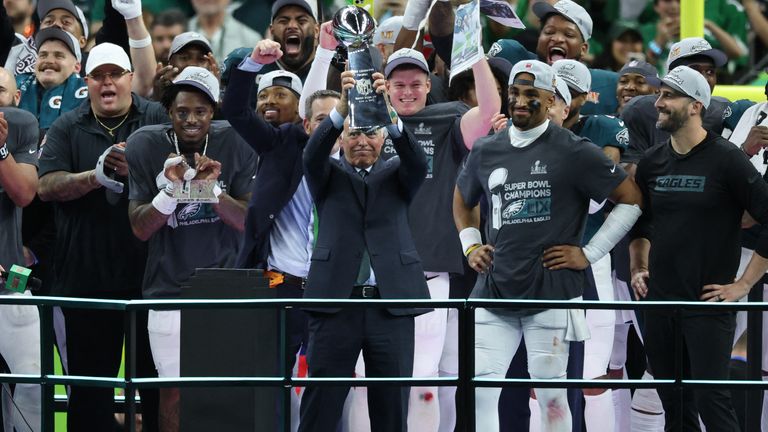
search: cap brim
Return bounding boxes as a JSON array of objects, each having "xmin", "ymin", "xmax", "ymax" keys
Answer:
[
  {"xmin": 532, "ymin": 2, "xmax": 559, "ymax": 20},
  {"xmin": 621, "ymin": 68, "xmax": 662, "ymax": 87},
  {"xmin": 384, "ymin": 57, "xmax": 429, "ymax": 77},
  {"xmin": 671, "ymin": 48, "xmax": 728, "ymax": 69},
  {"xmin": 173, "ymin": 80, "xmax": 217, "ymax": 104},
  {"xmin": 35, "ymin": 28, "xmax": 78, "ymax": 59}
]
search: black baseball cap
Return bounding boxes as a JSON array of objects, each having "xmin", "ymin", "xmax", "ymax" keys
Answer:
[
  {"xmin": 271, "ymin": 0, "xmax": 316, "ymax": 21},
  {"xmin": 37, "ymin": 0, "xmax": 88, "ymax": 39}
]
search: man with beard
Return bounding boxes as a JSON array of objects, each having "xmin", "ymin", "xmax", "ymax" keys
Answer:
[
  {"xmin": 454, "ymin": 59, "xmax": 642, "ymax": 431},
  {"xmin": 37, "ymin": 43, "xmax": 165, "ymax": 431},
  {"xmin": 268, "ymin": 0, "xmax": 317, "ymax": 82},
  {"xmin": 630, "ymin": 65, "xmax": 768, "ymax": 431},
  {"xmin": 188, "ymin": 0, "xmax": 261, "ymax": 64},
  {"xmin": 486, "ymin": 0, "xmax": 620, "ymax": 115},
  {"xmin": 127, "ymin": 66, "xmax": 255, "ymax": 432},
  {"xmin": 221, "ymin": 38, "xmax": 339, "ymax": 430},
  {"xmin": 150, "ymin": 9, "xmax": 188, "ymax": 65}
]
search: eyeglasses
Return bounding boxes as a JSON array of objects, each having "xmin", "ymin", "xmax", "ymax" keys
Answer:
[{"xmin": 87, "ymin": 70, "xmax": 130, "ymax": 82}]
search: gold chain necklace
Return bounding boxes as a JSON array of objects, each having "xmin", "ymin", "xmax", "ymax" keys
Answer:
[{"xmin": 93, "ymin": 111, "xmax": 130, "ymax": 137}]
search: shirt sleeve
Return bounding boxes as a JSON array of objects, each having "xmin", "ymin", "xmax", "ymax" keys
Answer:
[
  {"xmin": 228, "ymin": 140, "xmax": 257, "ymax": 198},
  {"xmin": 723, "ymin": 147, "xmax": 768, "ymax": 257},
  {"xmin": 38, "ymin": 116, "xmax": 74, "ymax": 177},
  {"xmin": 125, "ymin": 132, "xmax": 158, "ymax": 202},
  {"xmin": 456, "ymin": 146, "xmax": 483, "ymax": 208},
  {"xmin": 8, "ymin": 110, "xmax": 39, "ymax": 167},
  {"xmin": 575, "ymin": 138, "xmax": 627, "ymax": 202},
  {"xmin": 630, "ymin": 158, "xmax": 653, "ymax": 241}
]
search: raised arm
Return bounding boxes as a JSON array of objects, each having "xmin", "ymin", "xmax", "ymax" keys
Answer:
[
  {"xmin": 220, "ymin": 39, "xmax": 286, "ymax": 155},
  {"xmin": 0, "ymin": 112, "xmax": 37, "ymax": 207},
  {"xmin": 460, "ymin": 58, "xmax": 502, "ymax": 149},
  {"xmin": 299, "ymin": 21, "xmax": 337, "ymax": 119}
]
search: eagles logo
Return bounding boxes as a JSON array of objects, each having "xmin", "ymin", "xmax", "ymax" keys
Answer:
[
  {"xmin": 722, "ymin": 106, "xmax": 732, "ymax": 119},
  {"xmin": 488, "ymin": 42, "xmax": 502, "ymax": 57},
  {"xmin": 503, "ymin": 200, "xmax": 525, "ymax": 218},
  {"xmin": 177, "ymin": 203, "xmax": 202, "ymax": 221},
  {"xmin": 616, "ymin": 128, "xmax": 629, "ymax": 146},
  {"xmin": 356, "ymin": 78, "xmax": 373, "ymax": 96}
]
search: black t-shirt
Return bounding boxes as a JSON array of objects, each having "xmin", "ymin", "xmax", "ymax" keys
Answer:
[
  {"xmin": 621, "ymin": 94, "xmax": 729, "ymax": 163},
  {"xmin": 381, "ymin": 102, "xmax": 469, "ymax": 273},
  {"xmin": 126, "ymin": 122, "xmax": 257, "ymax": 299},
  {"xmin": 37, "ymin": 95, "xmax": 168, "ymax": 297},
  {"xmin": 0, "ymin": 108, "xmax": 38, "ymax": 285},
  {"xmin": 631, "ymin": 132, "xmax": 768, "ymax": 307},
  {"xmin": 457, "ymin": 122, "xmax": 626, "ymax": 300}
]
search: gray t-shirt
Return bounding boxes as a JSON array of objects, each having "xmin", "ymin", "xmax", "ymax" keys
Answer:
[
  {"xmin": 381, "ymin": 102, "xmax": 469, "ymax": 273},
  {"xmin": 0, "ymin": 108, "xmax": 39, "ymax": 285},
  {"xmin": 126, "ymin": 121, "xmax": 257, "ymax": 298},
  {"xmin": 456, "ymin": 123, "xmax": 626, "ymax": 300}
]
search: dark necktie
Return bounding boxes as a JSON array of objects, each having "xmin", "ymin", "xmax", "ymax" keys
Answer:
[{"xmin": 356, "ymin": 169, "xmax": 371, "ymax": 284}]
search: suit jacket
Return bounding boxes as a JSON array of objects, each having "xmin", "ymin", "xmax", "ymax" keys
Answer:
[
  {"xmin": 303, "ymin": 116, "xmax": 431, "ymax": 315},
  {"xmin": 221, "ymin": 67, "xmax": 308, "ymax": 268}
]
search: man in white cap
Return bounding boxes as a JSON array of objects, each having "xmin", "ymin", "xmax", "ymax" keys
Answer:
[
  {"xmin": 630, "ymin": 65, "xmax": 768, "ymax": 431},
  {"xmin": 256, "ymin": 69, "xmax": 302, "ymax": 126},
  {"xmin": 127, "ymin": 66, "xmax": 256, "ymax": 432},
  {"xmin": 37, "ymin": 42, "xmax": 167, "ymax": 431},
  {"xmin": 454, "ymin": 59, "xmax": 642, "ymax": 431}
]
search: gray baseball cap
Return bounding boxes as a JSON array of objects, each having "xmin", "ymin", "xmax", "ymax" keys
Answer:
[
  {"xmin": 554, "ymin": 76, "xmax": 572, "ymax": 106},
  {"xmin": 373, "ymin": 16, "xmax": 403, "ymax": 46},
  {"xmin": 37, "ymin": 0, "xmax": 89, "ymax": 39},
  {"xmin": 666, "ymin": 37, "xmax": 727, "ymax": 71},
  {"xmin": 661, "ymin": 65, "xmax": 711, "ymax": 108},
  {"xmin": 552, "ymin": 59, "xmax": 591, "ymax": 93},
  {"xmin": 172, "ymin": 66, "xmax": 220, "ymax": 104},
  {"xmin": 509, "ymin": 60, "xmax": 556, "ymax": 93},
  {"xmin": 271, "ymin": 0, "xmax": 317, "ymax": 21},
  {"xmin": 169, "ymin": 32, "xmax": 213, "ymax": 61},
  {"xmin": 385, "ymin": 48, "xmax": 429, "ymax": 77},
  {"xmin": 257, "ymin": 70, "xmax": 303, "ymax": 97},
  {"xmin": 533, "ymin": 0, "xmax": 593, "ymax": 42},
  {"xmin": 619, "ymin": 59, "xmax": 661, "ymax": 87},
  {"xmin": 35, "ymin": 27, "xmax": 82, "ymax": 62}
]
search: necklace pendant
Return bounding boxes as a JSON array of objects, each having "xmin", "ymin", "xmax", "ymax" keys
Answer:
[{"xmin": 108, "ymin": 130, "xmax": 114, "ymax": 137}]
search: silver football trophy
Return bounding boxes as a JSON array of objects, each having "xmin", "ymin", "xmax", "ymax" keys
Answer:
[{"xmin": 332, "ymin": 6, "xmax": 391, "ymax": 131}]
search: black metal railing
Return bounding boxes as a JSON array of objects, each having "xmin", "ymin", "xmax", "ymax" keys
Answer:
[{"xmin": 1, "ymin": 295, "xmax": 767, "ymax": 431}]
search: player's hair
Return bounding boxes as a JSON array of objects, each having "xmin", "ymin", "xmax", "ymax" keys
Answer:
[{"xmin": 305, "ymin": 89, "xmax": 341, "ymax": 119}]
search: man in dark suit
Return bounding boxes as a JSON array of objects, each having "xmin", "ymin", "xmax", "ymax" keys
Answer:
[{"xmin": 299, "ymin": 70, "xmax": 430, "ymax": 432}]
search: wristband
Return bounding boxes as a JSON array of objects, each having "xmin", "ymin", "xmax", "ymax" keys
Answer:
[
  {"xmin": 648, "ymin": 40, "xmax": 663, "ymax": 56},
  {"xmin": 151, "ymin": 184, "xmax": 178, "ymax": 215},
  {"xmin": 0, "ymin": 143, "xmax": 9, "ymax": 161},
  {"xmin": 459, "ymin": 227, "xmax": 482, "ymax": 253},
  {"xmin": 129, "ymin": 36, "xmax": 152, "ymax": 49}
]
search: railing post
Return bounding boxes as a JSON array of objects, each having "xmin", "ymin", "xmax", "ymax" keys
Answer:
[
  {"xmin": 124, "ymin": 306, "xmax": 137, "ymax": 432},
  {"xmin": 746, "ymin": 278, "xmax": 766, "ymax": 431},
  {"xmin": 460, "ymin": 304, "xmax": 475, "ymax": 432},
  {"xmin": 281, "ymin": 304, "xmax": 291, "ymax": 432},
  {"xmin": 675, "ymin": 305, "xmax": 684, "ymax": 428},
  {"xmin": 39, "ymin": 304, "xmax": 55, "ymax": 432}
]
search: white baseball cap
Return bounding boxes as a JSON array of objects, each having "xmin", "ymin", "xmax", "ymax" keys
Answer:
[
  {"xmin": 533, "ymin": 0, "xmax": 593, "ymax": 42},
  {"xmin": 509, "ymin": 60, "xmax": 556, "ymax": 93},
  {"xmin": 661, "ymin": 65, "xmax": 711, "ymax": 108},
  {"xmin": 257, "ymin": 70, "xmax": 303, "ymax": 97},
  {"xmin": 385, "ymin": 48, "xmax": 429, "ymax": 77},
  {"xmin": 373, "ymin": 16, "xmax": 403, "ymax": 46},
  {"xmin": 552, "ymin": 59, "xmax": 591, "ymax": 94},
  {"xmin": 554, "ymin": 76, "xmax": 572, "ymax": 106},
  {"xmin": 86, "ymin": 43, "xmax": 132, "ymax": 75},
  {"xmin": 172, "ymin": 66, "xmax": 220, "ymax": 104},
  {"xmin": 666, "ymin": 37, "xmax": 728, "ymax": 71}
]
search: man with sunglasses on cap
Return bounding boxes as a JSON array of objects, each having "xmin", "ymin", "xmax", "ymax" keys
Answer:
[
  {"xmin": 15, "ymin": 27, "xmax": 85, "ymax": 131},
  {"xmin": 37, "ymin": 42, "xmax": 167, "ymax": 431},
  {"xmin": 2, "ymin": 0, "xmax": 157, "ymax": 97},
  {"xmin": 454, "ymin": 59, "xmax": 642, "ymax": 431},
  {"xmin": 127, "ymin": 66, "xmax": 256, "ymax": 432},
  {"xmin": 630, "ymin": 65, "xmax": 768, "ymax": 431}
]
